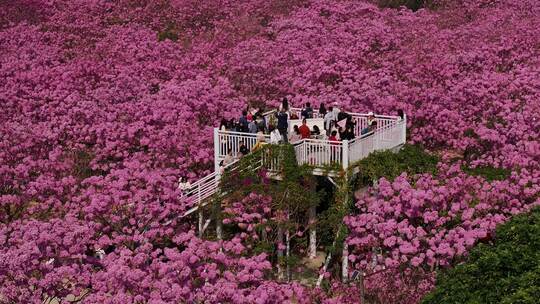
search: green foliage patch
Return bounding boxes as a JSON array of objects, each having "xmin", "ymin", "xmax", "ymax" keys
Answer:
[
  {"xmin": 355, "ymin": 144, "xmax": 439, "ymax": 183},
  {"xmin": 422, "ymin": 208, "xmax": 540, "ymax": 304},
  {"xmin": 462, "ymin": 165, "xmax": 511, "ymax": 181},
  {"xmin": 377, "ymin": 0, "xmax": 435, "ymax": 11}
]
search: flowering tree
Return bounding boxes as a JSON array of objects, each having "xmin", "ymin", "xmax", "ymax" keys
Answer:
[{"xmin": 1, "ymin": 0, "xmax": 540, "ymax": 303}]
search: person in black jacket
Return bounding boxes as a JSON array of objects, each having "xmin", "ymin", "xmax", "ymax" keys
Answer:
[
  {"xmin": 239, "ymin": 140, "xmax": 249, "ymax": 156},
  {"xmin": 276, "ymin": 108, "xmax": 289, "ymax": 143}
]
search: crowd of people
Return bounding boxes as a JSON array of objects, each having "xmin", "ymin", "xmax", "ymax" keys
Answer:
[
  {"xmin": 218, "ymin": 98, "xmax": 384, "ymax": 145},
  {"xmin": 180, "ymin": 99, "xmax": 405, "ymax": 189}
]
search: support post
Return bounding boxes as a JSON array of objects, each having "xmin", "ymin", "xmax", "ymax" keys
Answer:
[
  {"xmin": 198, "ymin": 209, "xmax": 204, "ymax": 238},
  {"xmin": 214, "ymin": 127, "xmax": 220, "ymax": 173},
  {"xmin": 213, "ymin": 127, "xmax": 223, "ymax": 241},
  {"xmin": 359, "ymin": 272, "xmax": 365, "ymax": 303},
  {"xmin": 277, "ymin": 226, "xmax": 284, "ymax": 280},
  {"xmin": 308, "ymin": 206, "xmax": 317, "ymax": 259},
  {"xmin": 402, "ymin": 114, "xmax": 407, "ymax": 144},
  {"xmin": 342, "ymin": 242, "xmax": 349, "ymax": 282},
  {"xmin": 342, "ymin": 140, "xmax": 349, "ymax": 171}
]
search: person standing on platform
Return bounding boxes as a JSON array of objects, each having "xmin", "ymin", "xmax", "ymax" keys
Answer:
[
  {"xmin": 276, "ymin": 108, "xmax": 289, "ymax": 143},
  {"xmin": 299, "ymin": 118, "xmax": 311, "ymax": 139},
  {"xmin": 367, "ymin": 111, "xmax": 376, "ymax": 126},
  {"xmin": 324, "ymin": 106, "xmax": 335, "ymax": 135},
  {"xmin": 269, "ymin": 125, "xmax": 282, "ymax": 144},
  {"xmin": 248, "ymin": 117, "xmax": 258, "ymax": 134},
  {"xmin": 319, "ymin": 103, "xmax": 327, "ymax": 117},
  {"xmin": 289, "ymin": 125, "xmax": 302, "ymax": 143},
  {"xmin": 239, "ymin": 110, "xmax": 249, "ymax": 132}
]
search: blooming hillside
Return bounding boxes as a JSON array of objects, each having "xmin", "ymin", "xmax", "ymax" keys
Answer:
[{"xmin": 1, "ymin": 0, "xmax": 539, "ymax": 303}]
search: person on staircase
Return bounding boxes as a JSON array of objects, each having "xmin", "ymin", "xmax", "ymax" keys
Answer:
[
  {"xmin": 361, "ymin": 120, "xmax": 377, "ymax": 136},
  {"xmin": 299, "ymin": 118, "xmax": 311, "ymax": 139},
  {"xmin": 178, "ymin": 177, "xmax": 192, "ymax": 197}
]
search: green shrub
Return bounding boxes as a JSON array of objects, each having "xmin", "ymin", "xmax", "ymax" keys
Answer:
[
  {"xmin": 462, "ymin": 165, "xmax": 511, "ymax": 181},
  {"xmin": 422, "ymin": 208, "xmax": 540, "ymax": 304},
  {"xmin": 157, "ymin": 28, "xmax": 178, "ymax": 42},
  {"xmin": 378, "ymin": 0, "xmax": 435, "ymax": 11},
  {"xmin": 356, "ymin": 144, "xmax": 439, "ymax": 183}
]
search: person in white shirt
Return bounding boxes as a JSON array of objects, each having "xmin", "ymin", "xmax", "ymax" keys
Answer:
[
  {"xmin": 324, "ymin": 106, "xmax": 335, "ymax": 135},
  {"xmin": 269, "ymin": 126, "xmax": 282, "ymax": 144},
  {"xmin": 178, "ymin": 177, "xmax": 192, "ymax": 196},
  {"xmin": 332, "ymin": 102, "xmax": 340, "ymax": 118}
]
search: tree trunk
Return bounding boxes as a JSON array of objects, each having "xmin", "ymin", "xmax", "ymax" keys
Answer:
[
  {"xmin": 308, "ymin": 205, "xmax": 317, "ymax": 259},
  {"xmin": 316, "ymin": 237, "xmax": 337, "ymax": 287},
  {"xmin": 277, "ymin": 226, "xmax": 284, "ymax": 280},
  {"xmin": 198, "ymin": 209, "xmax": 204, "ymax": 238},
  {"xmin": 286, "ymin": 229, "xmax": 291, "ymax": 281},
  {"xmin": 215, "ymin": 202, "xmax": 223, "ymax": 241},
  {"xmin": 342, "ymin": 242, "xmax": 348, "ymax": 282}
]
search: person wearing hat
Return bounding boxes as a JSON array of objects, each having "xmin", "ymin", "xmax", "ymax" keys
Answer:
[{"xmin": 367, "ymin": 111, "xmax": 376, "ymax": 126}]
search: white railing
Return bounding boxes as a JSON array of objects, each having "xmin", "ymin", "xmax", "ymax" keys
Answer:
[
  {"xmin": 182, "ymin": 160, "xmax": 240, "ymax": 217},
  {"xmin": 348, "ymin": 133, "xmax": 375, "ymax": 165},
  {"xmin": 347, "ymin": 116, "xmax": 406, "ymax": 164},
  {"xmin": 216, "ymin": 130, "xmax": 270, "ymax": 159},
  {"xmin": 214, "ymin": 114, "xmax": 405, "ymax": 173},
  {"xmin": 289, "ymin": 107, "xmax": 400, "ymax": 138},
  {"xmin": 294, "ymin": 139, "xmax": 344, "ymax": 168}
]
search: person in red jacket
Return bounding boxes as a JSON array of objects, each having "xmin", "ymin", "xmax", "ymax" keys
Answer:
[{"xmin": 298, "ymin": 118, "xmax": 311, "ymax": 139}]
